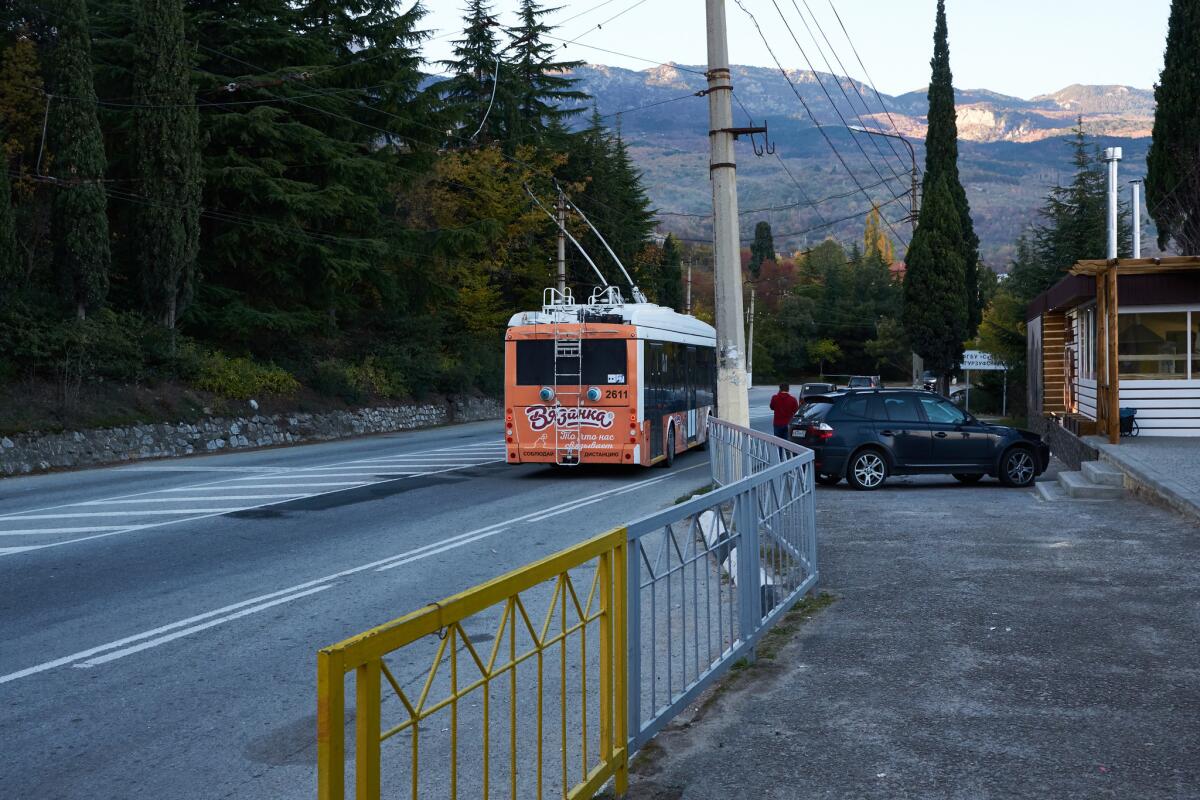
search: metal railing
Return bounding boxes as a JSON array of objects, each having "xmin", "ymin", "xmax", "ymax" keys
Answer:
[
  {"xmin": 627, "ymin": 418, "xmax": 816, "ymax": 748},
  {"xmin": 317, "ymin": 419, "xmax": 816, "ymax": 799}
]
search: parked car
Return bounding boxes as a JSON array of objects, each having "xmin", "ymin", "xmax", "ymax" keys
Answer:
[
  {"xmin": 789, "ymin": 388, "xmax": 1050, "ymax": 490},
  {"xmin": 799, "ymin": 382, "xmax": 836, "ymax": 400},
  {"xmin": 920, "ymin": 370, "xmax": 938, "ymax": 392},
  {"xmin": 846, "ymin": 375, "xmax": 882, "ymax": 389}
]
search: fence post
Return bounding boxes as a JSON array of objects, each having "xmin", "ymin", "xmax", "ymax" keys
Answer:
[
  {"xmin": 735, "ymin": 486, "xmax": 761, "ymax": 663},
  {"xmin": 317, "ymin": 649, "xmax": 345, "ymax": 800},
  {"xmin": 613, "ymin": 537, "xmax": 630, "ymax": 796},
  {"xmin": 805, "ymin": 461, "xmax": 818, "ymax": 581},
  {"xmin": 356, "ymin": 660, "xmax": 382, "ymax": 800},
  {"xmin": 625, "ymin": 531, "xmax": 641, "ymax": 761}
]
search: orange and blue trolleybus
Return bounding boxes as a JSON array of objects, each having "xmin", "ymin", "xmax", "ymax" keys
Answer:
[{"xmin": 504, "ymin": 287, "xmax": 717, "ymax": 467}]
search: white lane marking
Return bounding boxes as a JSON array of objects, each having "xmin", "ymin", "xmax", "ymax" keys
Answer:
[
  {"xmin": 116, "ymin": 466, "xmax": 290, "ymax": 473},
  {"xmin": 374, "ymin": 464, "xmax": 704, "ymax": 573},
  {"xmin": 0, "ymin": 462, "xmax": 705, "ymax": 682},
  {"xmin": 76, "ymin": 495, "xmax": 306, "ymax": 504},
  {"xmin": 188, "ymin": 482, "xmax": 368, "ymax": 489},
  {"xmin": 73, "ymin": 585, "xmax": 334, "ymax": 668},
  {"xmin": 0, "ymin": 546, "xmax": 39, "ymax": 555},
  {"xmin": 0, "ymin": 462, "xmax": 504, "ymax": 556},
  {"xmin": 0, "ymin": 441, "xmax": 500, "ymax": 520},
  {"xmin": 0, "ymin": 583, "xmax": 339, "ymax": 684},
  {"xmin": 0, "ymin": 526, "xmax": 151, "ymax": 536},
  {"xmin": 2, "ymin": 509, "xmax": 248, "ymax": 520}
]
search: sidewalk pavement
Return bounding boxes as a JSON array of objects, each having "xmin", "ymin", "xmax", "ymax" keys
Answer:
[
  {"xmin": 626, "ymin": 468, "xmax": 1200, "ymax": 799},
  {"xmin": 1086, "ymin": 435, "xmax": 1200, "ymax": 524}
]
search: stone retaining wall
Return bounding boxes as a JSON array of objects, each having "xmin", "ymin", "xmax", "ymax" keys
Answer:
[
  {"xmin": 1030, "ymin": 414, "xmax": 1099, "ymax": 470},
  {"xmin": 0, "ymin": 397, "xmax": 502, "ymax": 477}
]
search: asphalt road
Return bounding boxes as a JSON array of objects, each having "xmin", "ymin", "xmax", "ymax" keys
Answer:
[{"xmin": 2, "ymin": 391, "xmax": 779, "ymax": 799}]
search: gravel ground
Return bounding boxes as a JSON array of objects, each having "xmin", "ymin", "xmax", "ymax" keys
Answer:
[{"xmin": 627, "ymin": 461, "xmax": 1200, "ymax": 800}]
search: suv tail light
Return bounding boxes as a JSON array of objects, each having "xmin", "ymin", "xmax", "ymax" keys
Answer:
[{"xmin": 806, "ymin": 422, "xmax": 834, "ymax": 442}]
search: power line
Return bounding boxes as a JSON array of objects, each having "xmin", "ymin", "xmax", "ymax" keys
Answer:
[
  {"xmin": 824, "ymin": 0, "xmax": 922, "ymax": 179},
  {"xmin": 563, "ymin": 0, "xmax": 654, "ymax": 45},
  {"xmin": 765, "ymin": 0, "xmax": 911, "ymax": 213},
  {"xmin": 731, "ymin": 0, "xmax": 909, "ymax": 249},
  {"xmin": 789, "ymin": 0, "xmax": 910, "ymax": 185},
  {"xmin": 670, "ymin": 193, "xmax": 909, "ymax": 244},
  {"xmin": 730, "ymin": 90, "xmax": 831, "ymax": 227},
  {"xmin": 540, "ymin": 33, "xmax": 707, "ymax": 76},
  {"xmin": 655, "ymin": 176, "xmax": 896, "ymax": 219}
]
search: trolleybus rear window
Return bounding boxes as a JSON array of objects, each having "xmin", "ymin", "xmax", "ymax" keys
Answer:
[{"xmin": 515, "ymin": 339, "xmax": 628, "ymax": 386}]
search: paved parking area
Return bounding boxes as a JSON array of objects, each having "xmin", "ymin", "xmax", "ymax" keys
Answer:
[{"xmin": 628, "ymin": 464, "xmax": 1200, "ymax": 799}]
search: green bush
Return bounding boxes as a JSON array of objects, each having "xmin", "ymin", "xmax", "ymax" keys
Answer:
[
  {"xmin": 194, "ymin": 352, "xmax": 300, "ymax": 400},
  {"xmin": 311, "ymin": 357, "xmax": 404, "ymax": 404}
]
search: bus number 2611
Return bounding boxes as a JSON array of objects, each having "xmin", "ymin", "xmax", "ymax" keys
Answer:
[{"xmin": 605, "ymin": 389, "xmax": 629, "ymax": 400}]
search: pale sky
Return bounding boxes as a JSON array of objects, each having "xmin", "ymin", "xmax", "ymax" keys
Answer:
[{"xmin": 415, "ymin": 0, "xmax": 1172, "ymax": 99}]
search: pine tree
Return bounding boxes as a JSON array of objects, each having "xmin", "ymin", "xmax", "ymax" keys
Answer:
[
  {"xmin": 922, "ymin": 0, "xmax": 979, "ymax": 335},
  {"xmin": 506, "ymin": 0, "xmax": 586, "ymax": 144},
  {"xmin": 441, "ymin": 0, "xmax": 507, "ymax": 145},
  {"xmin": 1147, "ymin": 0, "xmax": 1200, "ymax": 253},
  {"xmin": 748, "ymin": 220, "xmax": 774, "ymax": 280},
  {"xmin": 904, "ymin": 174, "xmax": 968, "ymax": 384},
  {"xmin": 49, "ymin": 0, "xmax": 110, "ymax": 318},
  {"xmin": 131, "ymin": 0, "xmax": 201, "ymax": 330}
]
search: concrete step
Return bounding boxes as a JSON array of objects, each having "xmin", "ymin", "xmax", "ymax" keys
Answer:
[
  {"xmin": 1058, "ymin": 470, "xmax": 1125, "ymax": 500},
  {"xmin": 1082, "ymin": 460, "xmax": 1125, "ymax": 487},
  {"xmin": 1035, "ymin": 481, "xmax": 1069, "ymax": 502}
]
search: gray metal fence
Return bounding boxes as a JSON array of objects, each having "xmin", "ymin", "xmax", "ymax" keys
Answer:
[{"xmin": 625, "ymin": 418, "xmax": 818, "ymax": 749}]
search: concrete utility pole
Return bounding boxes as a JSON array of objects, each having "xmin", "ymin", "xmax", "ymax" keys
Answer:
[
  {"xmin": 706, "ymin": 0, "xmax": 749, "ymax": 425},
  {"xmin": 1103, "ymin": 147, "xmax": 1122, "ymax": 260},
  {"xmin": 685, "ymin": 261, "xmax": 693, "ymax": 315},
  {"xmin": 1130, "ymin": 179, "xmax": 1142, "ymax": 258},
  {"xmin": 555, "ymin": 188, "xmax": 567, "ymax": 295}
]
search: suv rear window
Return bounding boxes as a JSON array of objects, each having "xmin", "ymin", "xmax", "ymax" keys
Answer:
[{"xmin": 797, "ymin": 401, "xmax": 832, "ymax": 422}]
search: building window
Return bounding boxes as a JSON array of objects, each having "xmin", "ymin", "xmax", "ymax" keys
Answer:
[
  {"xmin": 1079, "ymin": 306, "xmax": 1096, "ymax": 380},
  {"xmin": 1117, "ymin": 312, "xmax": 1190, "ymax": 380}
]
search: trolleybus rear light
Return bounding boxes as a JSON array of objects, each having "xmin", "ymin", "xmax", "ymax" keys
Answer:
[
  {"xmin": 539, "ymin": 387, "xmax": 555, "ymax": 402},
  {"xmin": 587, "ymin": 387, "xmax": 601, "ymax": 402}
]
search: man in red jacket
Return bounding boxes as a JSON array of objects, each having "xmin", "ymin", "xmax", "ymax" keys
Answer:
[{"xmin": 770, "ymin": 383, "xmax": 799, "ymax": 440}]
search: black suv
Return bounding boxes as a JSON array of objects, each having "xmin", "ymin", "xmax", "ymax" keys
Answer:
[{"xmin": 789, "ymin": 389, "xmax": 1050, "ymax": 490}]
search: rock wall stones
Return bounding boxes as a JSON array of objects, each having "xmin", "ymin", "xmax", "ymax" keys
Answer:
[{"xmin": 0, "ymin": 397, "xmax": 502, "ymax": 477}]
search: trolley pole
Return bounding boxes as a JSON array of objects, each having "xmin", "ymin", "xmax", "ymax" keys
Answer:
[
  {"xmin": 556, "ymin": 188, "xmax": 567, "ymax": 295},
  {"xmin": 706, "ymin": 0, "xmax": 749, "ymax": 425}
]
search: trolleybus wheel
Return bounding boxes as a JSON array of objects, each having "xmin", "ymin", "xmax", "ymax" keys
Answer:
[{"xmin": 662, "ymin": 424, "xmax": 676, "ymax": 469}]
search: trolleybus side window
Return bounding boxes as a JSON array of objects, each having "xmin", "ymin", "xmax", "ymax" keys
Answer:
[{"xmin": 646, "ymin": 340, "xmax": 716, "ymax": 413}]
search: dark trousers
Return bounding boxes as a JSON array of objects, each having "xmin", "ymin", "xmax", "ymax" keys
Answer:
[{"xmin": 773, "ymin": 425, "xmax": 789, "ymax": 440}]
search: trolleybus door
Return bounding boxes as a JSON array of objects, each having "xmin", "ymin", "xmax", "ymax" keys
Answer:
[
  {"xmin": 648, "ymin": 342, "xmax": 664, "ymax": 460},
  {"xmin": 686, "ymin": 346, "xmax": 698, "ymax": 442}
]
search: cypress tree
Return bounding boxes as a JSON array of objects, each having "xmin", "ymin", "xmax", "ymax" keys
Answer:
[
  {"xmin": 48, "ymin": 0, "xmax": 110, "ymax": 319},
  {"xmin": 131, "ymin": 0, "xmax": 201, "ymax": 330},
  {"xmin": 748, "ymin": 220, "xmax": 774, "ymax": 279},
  {"xmin": 657, "ymin": 233, "xmax": 683, "ymax": 310},
  {"xmin": 904, "ymin": 174, "xmax": 968, "ymax": 385},
  {"xmin": 506, "ymin": 0, "xmax": 587, "ymax": 144},
  {"xmin": 921, "ymin": 0, "xmax": 979, "ymax": 334},
  {"xmin": 1147, "ymin": 0, "xmax": 1200, "ymax": 253}
]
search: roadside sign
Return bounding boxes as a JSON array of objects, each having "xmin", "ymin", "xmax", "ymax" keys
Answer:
[{"xmin": 961, "ymin": 350, "xmax": 1005, "ymax": 371}]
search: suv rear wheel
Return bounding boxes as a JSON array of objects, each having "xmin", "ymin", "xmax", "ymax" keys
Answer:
[
  {"xmin": 999, "ymin": 447, "xmax": 1036, "ymax": 487},
  {"xmin": 847, "ymin": 449, "xmax": 888, "ymax": 491}
]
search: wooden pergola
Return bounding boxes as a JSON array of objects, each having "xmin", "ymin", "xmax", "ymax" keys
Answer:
[{"xmin": 1069, "ymin": 255, "xmax": 1200, "ymax": 444}]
